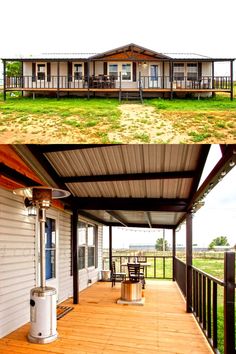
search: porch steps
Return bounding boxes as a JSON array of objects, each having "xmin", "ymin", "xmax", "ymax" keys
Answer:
[{"xmin": 119, "ymin": 90, "xmax": 143, "ymax": 103}]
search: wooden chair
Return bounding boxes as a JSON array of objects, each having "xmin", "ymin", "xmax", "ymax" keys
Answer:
[
  {"xmin": 127, "ymin": 263, "xmax": 145, "ymax": 289},
  {"xmin": 111, "ymin": 261, "xmax": 126, "ymax": 287}
]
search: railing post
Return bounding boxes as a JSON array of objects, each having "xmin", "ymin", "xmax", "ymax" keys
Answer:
[
  {"xmin": 230, "ymin": 60, "xmax": 234, "ymax": 101},
  {"xmin": 172, "ymin": 228, "xmax": 176, "ymax": 281},
  {"xmin": 57, "ymin": 61, "xmax": 60, "ymax": 100},
  {"xmin": 119, "ymin": 72, "xmax": 122, "ymax": 102},
  {"xmin": 224, "ymin": 251, "xmax": 235, "ymax": 354},
  {"xmin": 109, "ymin": 226, "xmax": 112, "ymax": 275},
  {"xmin": 3, "ymin": 60, "xmax": 6, "ymax": 101},
  {"xmin": 170, "ymin": 61, "xmax": 173, "ymax": 100},
  {"xmin": 186, "ymin": 212, "xmax": 193, "ymax": 313}
]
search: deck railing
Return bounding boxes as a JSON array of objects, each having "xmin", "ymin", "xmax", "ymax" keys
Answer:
[
  {"xmin": 103, "ymin": 255, "xmax": 172, "ymax": 279},
  {"xmin": 174, "ymin": 252, "xmax": 235, "ymax": 354},
  {"xmin": 5, "ymin": 75, "xmax": 232, "ymax": 90}
]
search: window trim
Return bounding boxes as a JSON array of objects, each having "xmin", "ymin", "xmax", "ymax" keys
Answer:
[
  {"xmin": 36, "ymin": 62, "xmax": 46, "ymax": 81},
  {"xmin": 108, "ymin": 62, "xmax": 132, "ymax": 82},
  {"xmin": 73, "ymin": 62, "xmax": 84, "ymax": 81}
]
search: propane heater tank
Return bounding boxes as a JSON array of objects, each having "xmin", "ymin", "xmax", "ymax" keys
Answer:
[{"xmin": 13, "ymin": 186, "xmax": 70, "ymax": 344}]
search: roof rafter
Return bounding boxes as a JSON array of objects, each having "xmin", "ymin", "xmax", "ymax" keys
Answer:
[
  {"xmin": 60, "ymin": 170, "xmax": 195, "ymax": 184},
  {"xmin": 106, "ymin": 211, "xmax": 128, "ymax": 227},
  {"xmin": 145, "ymin": 212, "xmax": 152, "ymax": 228},
  {"xmin": 74, "ymin": 197, "xmax": 188, "ymax": 212}
]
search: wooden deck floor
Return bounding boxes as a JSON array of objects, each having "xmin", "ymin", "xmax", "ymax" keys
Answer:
[{"xmin": 0, "ymin": 281, "xmax": 213, "ymax": 354}]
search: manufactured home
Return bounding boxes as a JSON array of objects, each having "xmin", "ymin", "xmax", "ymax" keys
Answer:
[
  {"xmin": 1, "ymin": 43, "xmax": 234, "ymax": 101},
  {"xmin": 0, "ymin": 144, "xmax": 236, "ymax": 354}
]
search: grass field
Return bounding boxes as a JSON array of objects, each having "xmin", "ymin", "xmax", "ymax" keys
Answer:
[{"xmin": 0, "ymin": 92, "xmax": 235, "ymax": 143}]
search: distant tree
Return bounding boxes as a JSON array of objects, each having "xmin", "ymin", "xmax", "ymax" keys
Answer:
[
  {"xmin": 155, "ymin": 237, "xmax": 169, "ymax": 251},
  {"xmin": 6, "ymin": 61, "xmax": 21, "ymax": 77},
  {"xmin": 208, "ymin": 236, "xmax": 229, "ymax": 250}
]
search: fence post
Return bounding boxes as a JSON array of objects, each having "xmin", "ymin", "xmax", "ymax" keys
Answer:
[{"xmin": 224, "ymin": 251, "xmax": 235, "ymax": 354}]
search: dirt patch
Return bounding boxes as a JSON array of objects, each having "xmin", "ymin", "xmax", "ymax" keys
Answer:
[{"xmin": 109, "ymin": 104, "xmax": 236, "ymax": 143}]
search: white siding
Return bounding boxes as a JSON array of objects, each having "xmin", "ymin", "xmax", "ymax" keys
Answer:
[
  {"xmin": 0, "ymin": 188, "xmax": 104, "ymax": 338},
  {"xmin": 0, "ymin": 188, "xmax": 36, "ymax": 338},
  {"xmin": 58, "ymin": 211, "xmax": 73, "ymax": 303}
]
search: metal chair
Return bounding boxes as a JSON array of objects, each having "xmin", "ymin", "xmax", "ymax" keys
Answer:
[
  {"xmin": 111, "ymin": 261, "xmax": 126, "ymax": 287},
  {"xmin": 127, "ymin": 263, "xmax": 145, "ymax": 289}
]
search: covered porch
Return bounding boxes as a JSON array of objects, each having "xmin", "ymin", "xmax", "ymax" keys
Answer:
[{"xmin": 0, "ymin": 281, "xmax": 212, "ymax": 354}]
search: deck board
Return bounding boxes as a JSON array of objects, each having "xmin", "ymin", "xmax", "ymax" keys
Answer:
[{"xmin": 0, "ymin": 281, "xmax": 213, "ymax": 353}]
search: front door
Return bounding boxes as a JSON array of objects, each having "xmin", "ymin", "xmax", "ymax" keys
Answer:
[{"xmin": 150, "ymin": 65, "xmax": 159, "ymax": 88}]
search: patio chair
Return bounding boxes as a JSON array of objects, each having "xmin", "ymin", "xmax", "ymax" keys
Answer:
[
  {"xmin": 111, "ymin": 261, "xmax": 126, "ymax": 287},
  {"xmin": 127, "ymin": 263, "xmax": 145, "ymax": 289}
]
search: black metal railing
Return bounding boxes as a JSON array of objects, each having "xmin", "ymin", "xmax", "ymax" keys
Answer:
[
  {"xmin": 5, "ymin": 75, "xmax": 232, "ymax": 91},
  {"xmin": 174, "ymin": 257, "xmax": 186, "ymax": 296},
  {"xmin": 103, "ymin": 255, "xmax": 172, "ymax": 279},
  {"xmin": 174, "ymin": 252, "xmax": 235, "ymax": 354}
]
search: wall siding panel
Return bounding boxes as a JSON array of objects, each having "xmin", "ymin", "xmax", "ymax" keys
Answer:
[{"xmin": 0, "ymin": 188, "xmax": 36, "ymax": 338}]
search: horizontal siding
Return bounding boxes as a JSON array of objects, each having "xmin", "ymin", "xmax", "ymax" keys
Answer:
[
  {"xmin": 58, "ymin": 211, "xmax": 73, "ymax": 303},
  {"xmin": 0, "ymin": 188, "xmax": 36, "ymax": 338}
]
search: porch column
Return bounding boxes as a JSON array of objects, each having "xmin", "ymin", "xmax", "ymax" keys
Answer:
[
  {"xmin": 170, "ymin": 61, "xmax": 173, "ymax": 100},
  {"xmin": 57, "ymin": 61, "xmax": 60, "ymax": 100},
  {"xmin": 224, "ymin": 252, "xmax": 235, "ymax": 354},
  {"xmin": 87, "ymin": 60, "xmax": 90, "ymax": 99},
  {"xmin": 212, "ymin": 61, "xmax": 215, "ymax": 98},
  {"xmin": 3, "ymin": 60, "xmax": 6, "ymax": 101},
  {"xmin": 172, "ymin": 228, "xmax": 176, "ymax": 281},
  {"xmin": 72, "ymin": 208, "xmax": 79, "ymax": 304},
  {"xmin": 109, "ymin": 226, "xmax": 112, "ymax": 274},
  {"xmin": 162, "ymin": 61, "xmax": 165, "ymax": 89},
  {"xmin": 230, "ymin": 60, "xmax": 234, "ymax": 101},
  {"xmin": 21, "ymin": 61, "xmax": 24, "ymax": 97},
  {"xmin": 186, "ymin": 212, "xmax": 193, "ymax": 313}
]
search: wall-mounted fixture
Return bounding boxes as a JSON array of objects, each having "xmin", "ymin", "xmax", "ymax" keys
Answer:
[
  {"xmin": 24, "ymin": 197, "xmax": 37, "ymax": 216},
  {"xmin": 13, "ymin": 186, "xmax": 70, "ymax": 344}
]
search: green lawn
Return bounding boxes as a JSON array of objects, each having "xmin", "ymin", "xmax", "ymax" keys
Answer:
[{"xmin": 0, "ymin": 93, "xmax": 235, "ymax": 143}]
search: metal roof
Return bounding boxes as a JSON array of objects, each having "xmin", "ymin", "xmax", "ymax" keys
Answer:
[{"xmin": 6, "ymin": 144, "xmax": 236, "ymax": 229}]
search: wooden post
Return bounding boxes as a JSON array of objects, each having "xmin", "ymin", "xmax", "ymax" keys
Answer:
[
  {"xmin": 87, "ymin": 60, "xmax": 90, "ymax": 99},
  {"xmin": 21, "ymin": 61, "xmax": 24, "ymax": 97},
  {"xmin": 109, "ymin": 226, "xmax": 112, "ymax": 274},
  {"xmin": 230, "ymin": 60, "xmax": 234, "ymax": 101},
  {"xmin": 3, "ymin": 60, "xmax": 6, "ymax": 101},
  {"xmin": 162, "ymin": 61, "xmax": 165, "ymax": 89},
  {"xmin": 72, "ymin": 209, "xmax": 79, "ymax": 304},
  {"xmin": 172, "ymin": 228, "xmax": 176, "ymax": 281},
  {"xmin": 119, "ymin": 72, "xmax": 122, "ymax": 102},
  {"xmin": 57, "ymin": 61, "xmax": 60, "ymax": 100},
  {"xmin": 170, "ymin": 61, "xmax": 173, "ymax": 100},
  {"xmin": 224, "ymin": 252, "xmax": 235, "ymax": 354},
  {"xmin": 186, "ymin": 212, "xmax": 193, "ymax": 313},
  {"xmin": 212, "ymin": 61, "xmax": 215, "ymax": 98}
]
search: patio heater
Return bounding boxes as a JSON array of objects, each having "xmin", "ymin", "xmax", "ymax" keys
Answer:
[{"xmin": 13, "ymin": 186, "xmax": 70, "ymax": 344}]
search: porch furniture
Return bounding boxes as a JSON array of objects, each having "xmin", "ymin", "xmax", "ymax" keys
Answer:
[
  {"xmin": 111, "ymin": 261, "xmax": 126, "ymax": 287},
  {"xmin": 120, "ymin": 280, "xmax": 142, "ymax": 302},
  {"xmin": 127, "ymin": 263, "xmax": 145, "ymax": 289}
]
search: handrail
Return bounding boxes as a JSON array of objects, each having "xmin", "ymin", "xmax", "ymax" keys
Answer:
[{"xmin": 191, "ymin": 265, "xmax": 225, "ymax": 286}]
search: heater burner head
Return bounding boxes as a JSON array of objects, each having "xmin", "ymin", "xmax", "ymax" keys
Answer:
[{"xmin": 13, "ymin": 186, "xmax": 70, "ymax": 201}]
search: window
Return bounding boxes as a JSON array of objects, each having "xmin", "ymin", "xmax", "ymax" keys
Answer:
[
  {"xmin": 77, "ymin": 221, "xmax": 97, "ymax": 270},
  {"xmin": 74, "ymin": 64, "xmax": 83, "ymax": 80},
  {"xmin": 187, "ymin": 64, "xmax": 198, "ymax": 80},
  {"xmin": 173, "ymin": 63, "xmax": 184, "ymax": 80},
  {"xmin": 88, "ymin": 225, "xmax": 95, "ymax": 267},
  {"xmin": 122, "ymin": 64, "xmax": 131, "ymax": 80},
  {"xmin": 37, "ymin": 64, "xmax": 45, "ymax": 80},
  {"xmin": 109, "ymin": 64, "xmax": 118, "ymax": 79},
  {"xmin": 78, "ymin": 222, "xmax": 86, "ymax": 270},
  {"xmin": 45, "ymin": 218, "xmax": 56, "ymax": 280}
]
